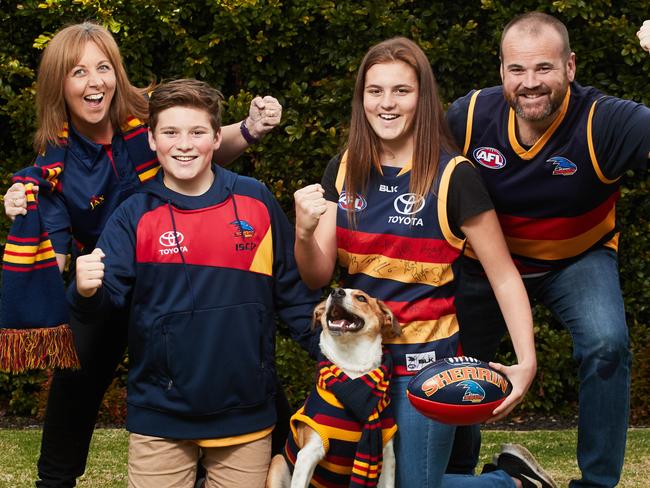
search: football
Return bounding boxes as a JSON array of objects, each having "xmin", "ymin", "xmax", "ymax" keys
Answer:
[{"xmin": 406, "ymin": 356, "xmax": 512, "ymax": 425}]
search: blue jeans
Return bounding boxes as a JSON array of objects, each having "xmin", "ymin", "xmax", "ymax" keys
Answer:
[
  {"xmin": 456, "ymin": 248, "xmax": 631, "ymax": 488},
  {"xmin": 391, "ymin": 376, "xmax": 514, "ymax": 487}
]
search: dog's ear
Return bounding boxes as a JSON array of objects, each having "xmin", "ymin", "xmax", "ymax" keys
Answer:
[
  {"xmin": 312, "ymin": 300, "xmax": 326, "ymax": 331},
  {"xmin": 378, "ymin": 299, "xmax": 401, "ymax": 338}
]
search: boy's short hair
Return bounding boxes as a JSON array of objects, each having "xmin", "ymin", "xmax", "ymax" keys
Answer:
[{"xmin": 149, "ymin": 79, "xmax": 223, "ymax": 132}]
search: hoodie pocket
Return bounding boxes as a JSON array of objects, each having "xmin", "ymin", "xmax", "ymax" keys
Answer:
[{"xmin": 152, "ymin": 303, "xmax": 272, "ymax": 416}]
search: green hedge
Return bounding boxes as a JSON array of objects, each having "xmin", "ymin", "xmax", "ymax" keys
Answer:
[{"xmin": 1, "ymin": 0, "xmax": 648, "ymax": 423}]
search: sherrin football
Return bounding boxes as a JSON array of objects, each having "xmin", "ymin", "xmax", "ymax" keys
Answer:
[{"xmin": 406, "ymin": 356, "xmax": 512, "ymax": 425}]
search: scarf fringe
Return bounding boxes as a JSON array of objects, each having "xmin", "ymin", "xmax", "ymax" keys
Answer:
[{"xmin": 0, "ymin": 325, "xmax": 79, "ymax": 372}]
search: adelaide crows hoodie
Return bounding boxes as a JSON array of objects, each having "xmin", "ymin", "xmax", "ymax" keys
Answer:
[{"xmin": 69, "ymin": 164, "xmax": 321, "ymax": 439}]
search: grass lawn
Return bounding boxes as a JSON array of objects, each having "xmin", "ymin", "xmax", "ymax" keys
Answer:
[{"xmin": 0, "ymin": 427, "xmax": 648, "ymax": 487}]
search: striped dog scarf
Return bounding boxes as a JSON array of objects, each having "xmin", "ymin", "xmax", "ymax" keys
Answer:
[
  {"xmin": 316, "ymin": 351, "xmax": 394, "ymax": 487},
  {"xmin": 0, "ymin": 117, "xmax": 155, "ymax": 372}
]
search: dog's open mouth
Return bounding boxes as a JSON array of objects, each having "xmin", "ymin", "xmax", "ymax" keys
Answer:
[{"xmin": 326, "ymin": 302, "xmax": 364, "ymax": 335}]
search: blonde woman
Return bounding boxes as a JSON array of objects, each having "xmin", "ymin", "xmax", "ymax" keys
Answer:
[{"xmin": 2, "ymin": 22, "xmax": 282, "ymax": 487}]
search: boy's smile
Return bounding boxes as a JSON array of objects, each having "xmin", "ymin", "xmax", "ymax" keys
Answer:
[{"xmin": 148, "ymin": 106, "xmax": 222, "ymax": 196}]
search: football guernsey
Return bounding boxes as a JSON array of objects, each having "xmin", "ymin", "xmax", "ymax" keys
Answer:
[
  {"xmin": 447, "ymin": 82, "xmax": 650, "ymax": 274},
  {"xmin": 322, "ymin": 152, "xmax": 469, "ymax": 376}
]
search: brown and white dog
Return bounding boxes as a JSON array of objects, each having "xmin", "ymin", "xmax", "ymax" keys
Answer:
[{"xmin": 266, "ymin": 288, "xmax": 401, "ymax": 488}]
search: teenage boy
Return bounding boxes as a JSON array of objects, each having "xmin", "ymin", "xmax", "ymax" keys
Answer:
[{"xmin": 69, "ymin": 79, "xmax": 321, "ymax": 488}]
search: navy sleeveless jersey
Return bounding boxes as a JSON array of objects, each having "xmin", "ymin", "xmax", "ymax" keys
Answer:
[
  {"xmin": 454, "ymin": 83, "xmax": 624, "ymax": 273},
  {"xmin": 327, "ymin": 153, "xmax": 466, "ymax": 376}
]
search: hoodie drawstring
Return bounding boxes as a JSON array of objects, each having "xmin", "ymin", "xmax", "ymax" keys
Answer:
[
  {"xmin": 229, "ymin": 176, "xmax": 247, "ymax": 243},
  {"xmin": 167, "ymin": 201, "xmax": 196, "ymax": 316}
]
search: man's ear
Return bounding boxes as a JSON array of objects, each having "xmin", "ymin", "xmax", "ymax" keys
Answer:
[
  {"xmin": 566, "ymin": 52, "xmax": 576, "ymax": 82},
  {"xmin": 148, "ymin": 128, "xmax": 157, "ymax": 152},
  {"xmin": 312, "ymin": 300, "xmax": 326, "ymax": 331}
]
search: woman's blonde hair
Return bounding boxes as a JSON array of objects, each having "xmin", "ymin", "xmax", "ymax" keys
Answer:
[
  {"xmin": 34, "ymin": 22, "xmax": 151, "ymax": 152},
  {"xmin": 345, "ymin": 37, "xmax": 458, "ymax": 221}
]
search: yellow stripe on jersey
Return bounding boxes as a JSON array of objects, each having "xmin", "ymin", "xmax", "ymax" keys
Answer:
[
  {"xmin": 503, "ymin": 205, "xmax": 617, "ymax": 260},
  {"xmin": 337, "ymin": 249, "xmax": 455, "ymax": 287},
  {"xmin": 463, "ymin": 90, "xmax": 482, "ymax": 156},
  {"xmin": 603, "ymin": 233, "xmax": 619, "ymax": 252},
  {"xmin": 335, "ymin": 152, "xmax": 348, "ymax": 194},
  {"xmin": 587, "ymin": 99, "xmax": 621, "ymax": 185},
  {"xmin": 438, "ymin": 156, "xmax": 469, "ymax": 250},
  {"xmin": 509, "ymin": 86, "xmax": 571, "ymax": 160},
  {"xmin": 249, "ymin": 227, "xmax": 273, "ymax": 276},
  {"xmin": 384, "ymin": 313, "xmax": 458, "ymax": 345}
]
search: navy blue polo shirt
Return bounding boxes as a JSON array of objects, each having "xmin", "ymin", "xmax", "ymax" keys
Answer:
[{"xmin": 39, "ymin": 123, "xmax": 152, "ymax": 254}]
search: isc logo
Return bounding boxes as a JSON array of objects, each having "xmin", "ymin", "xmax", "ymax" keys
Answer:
[
  {"xmin": 473, "ymin": 147, "xmax": 506, "ymax": 169},
  {"xmin": 235, "ymin": 242, "xmax": 257, "ymax": 251}
]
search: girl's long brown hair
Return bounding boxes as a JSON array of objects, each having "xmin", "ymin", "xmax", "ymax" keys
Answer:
[
  {"xmin": 345, "ymin": 37, "xmax": 458, "ymax": 221},
  {"xmin": 34, "ymin": 22, "xmax": 151, "ymax": 152}
]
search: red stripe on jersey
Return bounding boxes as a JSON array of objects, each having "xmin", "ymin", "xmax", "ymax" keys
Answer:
[
  {"xmin": 384, "ymin": 296, "xmax": 455, "ymax": 323},
  {"xmin": 498, "ymin": 191, "xmax": 619, "ymax": 240},
  {"xmin": 337, "ymin": 227, "xmax": 460, "ymax": 263}
]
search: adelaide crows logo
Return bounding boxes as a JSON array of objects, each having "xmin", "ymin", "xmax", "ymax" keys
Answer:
[
  {"xmin": 548, "ymin": 156, "xmax": 577, "ymax": 176},
  {"xmin": 89, "ymin": 194, "xmax": 105, "ymax": 210},
  {"xmin": 230, "ymin": 220, "xmax": 255, "ymax": 238},
  {"xmin": 458, "ymin": 380, "xmax": 486, "ymax": 403}
]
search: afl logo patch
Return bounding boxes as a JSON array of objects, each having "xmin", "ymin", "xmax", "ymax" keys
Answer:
[
  {"xmin": 548, "ymin": 156, "xmax": 577, "ymax": 176},
  {"xmin": 473, "ymin": 147, "xmax": 506, "ymax": 169},
  {"xmin": 338, "ymin": 191, "xmax": 367, "ymax": 212}
]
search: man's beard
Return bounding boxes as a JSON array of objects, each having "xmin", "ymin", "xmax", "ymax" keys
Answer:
[{"xmin": 506, "ymin": 86, "xmax": 566, "ymax": 122}]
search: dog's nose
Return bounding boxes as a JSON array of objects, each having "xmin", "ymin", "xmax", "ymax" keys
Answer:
[{"xmin": 331, "ymin": 288, "xmax": 346, "ymax": 298}]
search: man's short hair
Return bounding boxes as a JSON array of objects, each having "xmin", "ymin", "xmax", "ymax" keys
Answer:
[
  {"xmin": 500, "ymin": 12, "xmax": 571, "ymax": 60},
  {"xmin": 149, "ymin": 79, "xmax": 223, "ymax": 132}
]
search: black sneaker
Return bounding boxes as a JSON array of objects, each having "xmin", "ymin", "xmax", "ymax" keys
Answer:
[{"xmin": 495, "ymin": 443, "xmax": 557, "ymax": 488}]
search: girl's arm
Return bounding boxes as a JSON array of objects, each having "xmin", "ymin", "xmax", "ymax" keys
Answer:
[
  {"xmin": 461, "ymin": 209, "xmax": 537, "ymax": 421},
  {"xmin": 293, "ymin": 183, "xmax": 338, "ymax": 289}
]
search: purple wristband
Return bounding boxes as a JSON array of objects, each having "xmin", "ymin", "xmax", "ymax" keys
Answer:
[{"xmin": 239, "ymin": 120, "xmax": 259, "ymax": 145}]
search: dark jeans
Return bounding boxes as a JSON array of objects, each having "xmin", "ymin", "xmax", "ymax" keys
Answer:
[
  {"xmin": 448, "ymin": 249, "xmax": 631, "ymax": 488},
  {"xmin": 36, "ymin": 309, "xmax": 128, "ymax": 488}
]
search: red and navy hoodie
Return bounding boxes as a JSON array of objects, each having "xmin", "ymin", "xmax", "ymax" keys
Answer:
[{"xmin": 68, "ymin": 164, "xmax": 321, "ymax": 440}]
